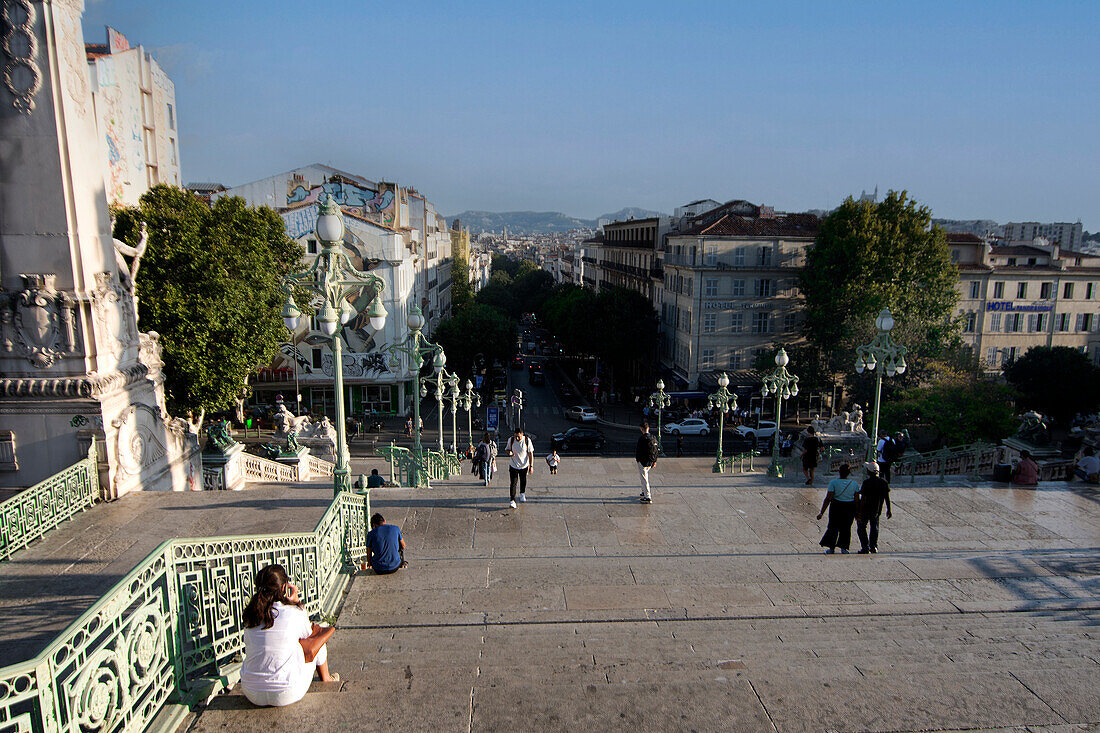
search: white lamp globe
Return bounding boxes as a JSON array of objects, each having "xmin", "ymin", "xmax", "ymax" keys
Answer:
[
  {"xmin": 718, "ymin": 373, "xmax": 730, "ymax": 388},
  {"xmin": 407, "ymin": 309, "xmax": 425, "ymax": 332},
  {"xmin": 775, "ymin": 349, "xmax": 789, "ymax": 367},
  {"xmin": 656, "ymin": 379, "xmax": 664, "ymax": 391},
  {"xmin": 316, "ymin": 195, "xmax": 345, "ymax": 244},
  {"xmin": 875, "ymin": 308, "xmax": 895, "ymax": 332}
]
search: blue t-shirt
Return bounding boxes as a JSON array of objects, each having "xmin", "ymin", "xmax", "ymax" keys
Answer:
[
  {"xmin": 366, "ymin": 524, "xmax": 402, "ymax": 572},
  {"xmin": 827, "ymin": 478, "xmax": 860, "ymax": 503},
  {"xmin": 366, "ymin": 473, "xmax": 385, "ymax": 488}
]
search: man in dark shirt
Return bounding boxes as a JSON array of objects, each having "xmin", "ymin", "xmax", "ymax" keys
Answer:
[
  {"xmin": 635, "ymin": 422, "xmax": 660, "ymax": 503},
  {"xmin": 364, "ymin": 513, "xmax": 407, "ymax": 574},
  {"xmin": 366, "ymin": 469, "xmax": 386, "ymax": 488},
  {"xmin": 856, "ymin": 461, "xmax": 892, "ymax": 554},
  {"xmin": 801, "ymin": 426, "xmax": 822, "ymax": 486}
]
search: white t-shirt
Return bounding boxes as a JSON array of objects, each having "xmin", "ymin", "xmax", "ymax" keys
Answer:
[
  {"xmin": 241, "ymin": 602, "xmax": 312, "ymax": 694},
  {"xmin": 546, "ymin": 453, "xmax": 560, "ymax": 467},
  {"xmin": 507, "ymin": 435, "xmax": 534, "ymax": 470},
  {"xmin": 876, "ymin": 438, "xmax": 888, "ymax": 462}
]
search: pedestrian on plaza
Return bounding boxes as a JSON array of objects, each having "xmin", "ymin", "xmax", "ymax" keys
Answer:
[
  {"xmin": 474, "ymin": 432, "xmax": 497, "ymax": 486},
  {"xmin": 856, "ymin": 462, "xmax": 891, "ymax": 554},
  {"xmin": 801, "ymin": 426, "xmax": 822, "ymax": 485},
  {"xmin": 817, "ymin": 463, "xmax": 860, "ymax": 554},
  {"xmin": 1011, "ymin": 450, "xmax": 1040, "ymax": 486},
  {"xmin": 405, "ymin": 417, "xmax": 413, "ymax": 437},
  {"xmin": 364, "ymin": 513, "xmax": 407, "ymax": 574},
  {"xmin": 676, "ymin": 434, "xmax": 684, "ymax": 458},
  {"xmin": 636, "ymin": 421, "xmax": 660, "ymax": 503},
  {"xmin": 1074, "ymin": 446, "xmax": 1100, "ymax": 484},
  {"xmin": 546, "ymin": 449, "xmax": 560, "ymax": 475},
  {"xmin": 876, "ymin": 432, "xmax": 892, "ymax": 481},
  {"xmin": 505, "ymin": 428, "xmax": 534, "ymax": 508},
  {"xmin": 240, "ymin": 564, "xmax": 338, "ymax": 708},
  {"xmin": 366, "ymin": 469, "xmax": 386, "ymax": 488}
]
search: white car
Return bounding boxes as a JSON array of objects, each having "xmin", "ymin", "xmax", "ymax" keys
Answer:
[
  {"xmin": 663, "ymin": 418, "xmax": 710, "ymax": 436},
  {"xmin": 733, "ymin": 421, "xmax": 778, "ymax": 442},
  {"xmin": 565, "ymin": 405, "xmax": 598, "ymax": 422}
]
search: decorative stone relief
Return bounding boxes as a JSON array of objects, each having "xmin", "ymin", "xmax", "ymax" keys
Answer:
[
  {"xmin": 9, "ymin": 274, "xmax": 78, "ymax": 368},
  {"xmin": 111, "ymin": 404, "xmax": 168, "ymax": 492},
  {"xmin": 90, "ymin": 271, "xmax": 137, "ymax": 358},
  {"xmin": 1, "ymin": 0, "xmax": 40, "ymax": 113}
]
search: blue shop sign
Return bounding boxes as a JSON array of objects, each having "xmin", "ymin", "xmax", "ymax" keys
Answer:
[{"xmin": 986, "ymin": 301, "xmax": 1054, "ymax": 312}]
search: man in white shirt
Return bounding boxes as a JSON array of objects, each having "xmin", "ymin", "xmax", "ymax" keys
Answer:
[
  {"xmin": 506, "ymin": 428, "xmax": 534, "ymax": 508},
  {"xmin": 1076, "ymin": 446, "xmax": 1100, "ymax": 484}
]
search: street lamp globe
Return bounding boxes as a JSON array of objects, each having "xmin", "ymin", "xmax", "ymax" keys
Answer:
[
  {"xmin": 656, "ymin": 379, "xmax": 664, "ymax": 391},
  {"xmin": 718, "ymin": 373, "xmax": 730, "ymax": 388},
  {"xmin": 367, "ymin": 294, "xmax": 387, "ymax": 331},
  {"xmin": 407, "ymin": 309, "xmax": 425, "ymax": 332},
  {"xmin": 338, "ymin": 299, "xmax": 356, "ymax": 325},
  {"xmin": 775, "ymin": 349, "xmax": 789, "ymax": 367},
  {"xmin": 875, "ymin": 308, "xmax": 895, "ymax": 332},
  {"xmin": 316, "ymin": 198, "xmax": 345, "ymax": 244},
  {"xmin": 466, "ymin": 379, "xmax": 473, "ymax": 391},
  {"xmin": 895, "ymin": 355, "xmax": 907, "ymax": 374},
  {"xmin": 282, "ymin": 297, "xmax": 301, "ymax": 332},
  {"xmin": 433, "ymin": 350, "xmax": 446, "ymax": 372},
  {"xmin": 318, "ymin": 302, "xmax": 338, "ymax": 337}
]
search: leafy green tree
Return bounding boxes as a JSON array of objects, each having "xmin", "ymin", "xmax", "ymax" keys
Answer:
[
  {"xmin": 112, "ymin": 186, "xmax": 302, "ymax": 414},
  {"xmin": 450, "ymin": 248, "xmax": 473, "ymax": 314},
  {"xmin": 878, "ymin": 380, "xmax": 1017, "ymax": 447},
  {"xmin": 1004, "ymin": 346, "xmax": 1100, "ymax": 423},
  {"xmin": 475, "ymin": 282, "xmax": 518, "ymax": 318},
  {"xmin": 800, "ymin": 191, "xmax": 960, "ymax": 385},
  {"xmin": 432, "ymin": 304, "xmax": 517, "ymax": 374},
  {"xmin": 512, "ymin": 268, "xmax": 557, "ymax": 317}
]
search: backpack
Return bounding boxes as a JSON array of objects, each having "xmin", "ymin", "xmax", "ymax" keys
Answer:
[
  {"xmin": 474, "ymin": 443, "xmax": 490, "ymax": 462},
  {"xmin": 640, "ymin": 433, "xmax": 659, "ymax": 465}
]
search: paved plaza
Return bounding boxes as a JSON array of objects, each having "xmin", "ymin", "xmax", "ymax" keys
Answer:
[{"xmin": 3, "ymin": 458, "xmax": 1099, "ymax": 731}]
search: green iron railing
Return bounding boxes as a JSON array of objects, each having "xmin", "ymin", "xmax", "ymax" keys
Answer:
[
  {"xmin": 1, "ymin": 444, "xmax": 99, "ymax": 561},
  {"xmin": 0, "ymin": 489, "xmax": 370, "ymax": 733},
  {"xmin": 714, "ymin": 451, "xmax": 758, "ymax": 473}
]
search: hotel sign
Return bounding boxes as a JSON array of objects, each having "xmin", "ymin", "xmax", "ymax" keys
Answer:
[
  {"xmin": 704, "ymin": 301, "xmax": 768, "ymax": 310},
  {"xmin": 985, "ymin": 301, "xmax": 1054, "ymax": 312}
]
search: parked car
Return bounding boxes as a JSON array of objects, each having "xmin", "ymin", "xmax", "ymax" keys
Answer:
[
  {"xmin": 550, "ymin": 427, "xmax": 606, "ymax": 452},
  {"xmin": 565, "ymin": 405, "xmax": 598, "ymax": 422},
  {"xmin": 662, "ymin": 418, "xmax": 711, "ymax": 436},
  {"xmin": 733, "ymin": 420, "xmax": 778, "ymax": 443}
]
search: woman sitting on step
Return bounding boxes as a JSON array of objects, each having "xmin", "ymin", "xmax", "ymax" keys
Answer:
[{"xmin": 240, "ymin": 564, "xmax": 339, "ymax": 707}]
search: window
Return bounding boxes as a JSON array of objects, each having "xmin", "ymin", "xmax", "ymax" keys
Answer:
[
  {"xmin": 703, "ymin": 313, "xmax": 717, "ymax": 333},
  {"xmin": 686, "ymin": 278, "xmax": 693, "ymax": 296},
  {"xmin": 755, "ymin": 279, "xmax": 773, "ymax": 297},
  {"xmin": 307, "ymin": 238, "xmax": 318, "ymax": 254},
  {"xmin": 1007, "ymin": 258, "xmax": 1017, "ymax": 266},
  {"xmin": 704, "ymin": 251, "xmax": 717, "ymax": 267},
  {"xmin": 1040, "ymin": 282, "xmax": 1053, "ymax": 299},
  {"xmin": 1006, "ymin": 313, "xmax": 1023, "ymax": 332},
  {"xmin": 1077, "ymin": 313, "xmax": 1094, "ymax": 332},
  {"xmin": 1056, "ymin": 313, "xmax": 1071, "ymax": 332},
  {"xmin": 169, "ymin": 137, "xmax": 177, "ymax": 166},
  {"xmin": 993, "ymin": 282, "xmax": 1005, "ymax": 299},
  {"xmin": 167, "ymin": 103, "xmax": 175, "ymax": 130},
  {"xmin": 986, "ymin": 347, "xmax": 998, "ymax": 365},
  {"xmin": 1088, "ymin": 283, "xmax": 1096, "ymax": 300},
  {"xmin": 731, "ymin": 279, "xmax": 745, "ymax": 296},
  {"xmin": 701, "ymin": 348, "xmax": 715, "ymax": 368},
  {"xmin": 733, "ymin": 248, "xmax": 745, "ymax": 266},
  {"xmin": 758, "ymin": 247, "xmax": 772, "ymax": 266},
  {"xmin": 1017, "ymin": 282, "xmax": 1027, "ymax": 299},
  {"xmin": 311, "ymin": 348, "xmax": 322, "ymax": 369},
  {"xmin": 704, "ymin": 278, "xmax": 718, "ymax": 297},
  {"xmin": 680, "ymin": 310, "xmax": 692, "ymax": 332},
  {"xmin": 1028, "ymin": 313, "xmax": 1047, "ymax": 332},
  {"xmin": 729, "ymin": 351, "xmax": 742, "ymax": 370},
  {"xmin": 989, "ymin": 312, "xmax": 1002, "ymax": 332},
  {"xmin": 751, "ymin": 312, "xmax": 771, "ymax": 334},
  {"xmin": 963, "ymin": 312, "xmax": 976, "ymax": 332},
  {"xmin": 1002, "ymin": 346, "xmax": 1018, "ymax": 365},
  {"xmin": 730, "ymin": 313, "xmax": 744, "ymax": 331},
  {"xmin": 969, "ymin": 281, "xmax": 981, "ymax": 299},
  {"xmin": 783, "ymin": 313, "xmax": 797, "ymax": 332},
  {"xmin": 1064, "ymin": 283, "xmax": 1074, "ymax": 299}
]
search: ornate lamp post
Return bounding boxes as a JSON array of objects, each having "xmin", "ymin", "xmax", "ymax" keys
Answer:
[
  {"xmin": 457, "ymin": 379, "xmax": 482, "ymax": 452},
  {"xmin": 381, "ymin": 304, "xmax": 446, "ymax": 487},
  {"xmin": 648, "ymin": 379, "xmax": 671, "ymax": 455},
  {"xmin": 761, "ymin": 348, "xmax": 799, "ymax": 478},
  {"xmin": 280, "ymin": 195, "xmax": 388, "ymax": 496},
  {"xmin": 707, "ymin": 373, "xmax": 738, "ymax": 473},
  {"xmin": 430, "ymin": 362, "xmax": 457, "ymax": 453},
  {"xmin": 855, "ymin": 307, "xmax": 908, "ymax": 461}
]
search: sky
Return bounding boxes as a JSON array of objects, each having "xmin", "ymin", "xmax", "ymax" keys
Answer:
[{"xmin": 83, "ymin": 1, "xmax": 1100, "ymax": 229}]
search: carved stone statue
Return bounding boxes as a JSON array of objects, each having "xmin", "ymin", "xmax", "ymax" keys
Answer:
[
  {"xmin": 272, "ymin": 403, "xmax": 311, "ymax": 441},
  {"xmin": 234, "ymin": 388, "xmax": 249, "ymax": 425},
  {"xmin": 282, "ymin": 430, "xmax": 302, "ymax": 456},
  {"xmin": 112, "ymin": 222, "xmax": 148, "ymax": 292},
  {"xmin": 1015, "ymin": 411, "xmax": 1052, "ymax": 446},
  {"xmin": 810, "ymin": 407, "xmax": 868, "ymax": 437},
  {"xmin": 205, "ymin": 419, "xmax": 237, "ymax": 454},
  {"xmin": 849, "ymin": 404, "xmax": 865, "ymax": 435}
]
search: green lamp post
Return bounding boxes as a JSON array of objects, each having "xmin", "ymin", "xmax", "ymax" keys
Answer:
[
  {"xmin": 457, "ymin": 379, "xmax": 482, "ymax": 452},
  {"xmin": 280, "ymin": 194, "xmax": 388, "ymax": 496},
  {"xmin": 381, "ymin": 304, "xmax": 446, "ymax": 487},
  {"xmin": 761, "ymin": 348, "xmax": 799, "ymax": 478},
  {"xmin": 707, "ymin": 373, "xmax": 738, "ymax": 473},
  {"xmin": 855, "ymin": 307, "xmax": 908, "ymax": 461},
  {"xmin": 648, "ymin": 379, "xmax": 671, "ymax": 455}
]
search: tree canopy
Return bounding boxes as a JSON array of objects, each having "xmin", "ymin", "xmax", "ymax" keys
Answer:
[
  {"xmin": 1004, "ymin": 346, "xmax": 1100, "ymax": 424},
  {"xmin": 431, "ymin": 304, "xmax": 517, "ymax": 375},
  {"xmin": 800, "ymin": 191, "xmax": 960, "ymax": 386},
  {"xmin": 112, "ymin": 186, "xmax": 302, "ymax": 414}
]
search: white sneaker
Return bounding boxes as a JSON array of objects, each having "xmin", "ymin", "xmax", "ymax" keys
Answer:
[
  {"xmin": 509, "ymin": 500, "xmax": 517, "ymax": 509},
  {"xmin": 519, "ymin": 494, "xmax": 526, "ymax": 502}
]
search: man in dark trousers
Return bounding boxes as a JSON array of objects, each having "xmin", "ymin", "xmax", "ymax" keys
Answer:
[
  {"xmin": 636, "ymin": 422, "xmax": 660, "ymax": 503},
  {"xmin": 857, "ymin": 462, "xmax": 892, "ymax": 554},
  {"xmin": 676, "ymin": 434, "xmax": 684, "ymax": 457},
  {"xmin": 364, "ymin": 513, "xmax": 407, "ymax": 573}
]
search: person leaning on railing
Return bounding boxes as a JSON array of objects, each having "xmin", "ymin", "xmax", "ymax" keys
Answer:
[{"xmin": 240, "ymin": 564, "xmax": 339, "ymax": 707}]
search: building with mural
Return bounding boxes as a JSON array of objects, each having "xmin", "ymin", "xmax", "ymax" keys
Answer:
[
  {"xmin": 950, "ymin": 234, "xmax": 1100, "ymax": 369},
  {"xmin": 86, "ymin": 27, "xmax": 180, "ymax": 205},
  {"xmin": 218, "ymin": 164, "xmax": 453, "ymax": 418}
]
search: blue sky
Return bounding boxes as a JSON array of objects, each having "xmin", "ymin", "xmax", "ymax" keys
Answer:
[{"xmin": 83, "ymin": 1, "xmax": 1099, "ymax": 229}]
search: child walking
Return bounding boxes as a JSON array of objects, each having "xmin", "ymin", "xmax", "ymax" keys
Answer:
[{"xmin": 546, "ymin": 450, "xmax": 560, "ymax": 475}]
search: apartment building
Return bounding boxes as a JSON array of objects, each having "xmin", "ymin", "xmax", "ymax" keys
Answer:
[
  {"xmin": 86, "ymin": 27, "xmax": 180, "ymax": 204},
  {"xmin": 950, "ymin": 234, "xmax": 1100, "ymax": 368},
  {"xmin": 1003, "ymin": 222, "xmax": 1083, "ymax": 250},
  {"xmin": 661, "ymin": 203, "xmax": 819, "ymax": 388}
]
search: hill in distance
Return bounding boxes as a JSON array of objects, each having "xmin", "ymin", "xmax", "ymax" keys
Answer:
[{"xmin": 447, "ymin": 207, "xmax": 668, "ymax": 235}]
